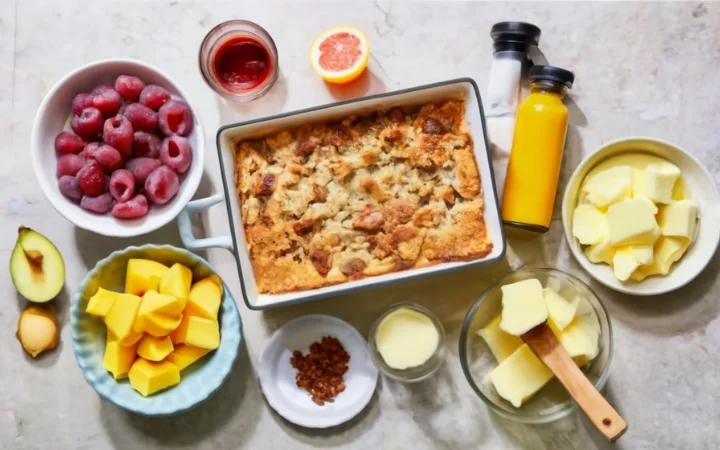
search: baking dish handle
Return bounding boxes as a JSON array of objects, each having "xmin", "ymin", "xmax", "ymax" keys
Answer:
[{"xmin": 177, "ymin": 194, "xmax": 234, "ymax": 252}]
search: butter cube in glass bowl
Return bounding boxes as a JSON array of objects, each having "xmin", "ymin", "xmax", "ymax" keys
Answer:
[{"xmin": 458, "ymin": 267, "xmax": 612, "ymax": 424}]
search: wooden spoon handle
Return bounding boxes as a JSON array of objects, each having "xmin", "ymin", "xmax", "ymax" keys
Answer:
[{"xmin": 523, "ymin": 324, "xmax": 628, "ymax": 442}]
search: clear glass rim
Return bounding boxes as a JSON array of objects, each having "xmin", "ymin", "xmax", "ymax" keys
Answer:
[
  {"xmin": 198, "ymin": 19, "xmax": 279, "ymax": 103},
  {"xmin": 458, "ymin": 266, "xmax": 614, "ymax": 424},
  {"xmin": 368, "ymin": 302, "xmax": 446, "ymax": 383}
]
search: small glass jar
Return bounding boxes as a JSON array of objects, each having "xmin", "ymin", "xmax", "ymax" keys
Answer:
[
  {"xmin": 199, "ymin": 20, "xmax": 279, "ymax": 102},
  {"xmin": 368, "ymin": 303, "xmax": 445, "ymax": 383}
]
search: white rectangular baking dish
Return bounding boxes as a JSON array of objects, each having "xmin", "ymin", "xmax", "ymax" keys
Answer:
[{"xmin": 178, "ymin": 78, "xmax": 506, "ymax": 310}]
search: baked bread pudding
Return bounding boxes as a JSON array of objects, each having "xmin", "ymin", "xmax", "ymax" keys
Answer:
[{"xmin": 233, "ymin": 100, "xmax": 493, "ymax": 294}]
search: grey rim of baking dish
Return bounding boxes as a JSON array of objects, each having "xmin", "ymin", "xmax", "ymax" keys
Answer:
[
  {"xmin": 216, "ymin": 77, "xmax": 507, "ymax": 310},
  {"xmin": 458, "ymin": 266, "xmax": 614, "ymax": 423}
]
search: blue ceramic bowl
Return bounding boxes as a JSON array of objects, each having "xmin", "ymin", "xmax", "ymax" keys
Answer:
[{"xmin": 70, "ymin": 244, "xmax": 242, "ymax": 416}]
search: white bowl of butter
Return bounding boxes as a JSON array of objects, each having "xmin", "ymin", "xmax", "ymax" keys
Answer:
[
  {"xmin": 562, "ymin": 137, "xmax": 720, "ymax": 295},
  {"xmin": 368, "ymin": 303, "xmax": 445, "ymax": 382}
]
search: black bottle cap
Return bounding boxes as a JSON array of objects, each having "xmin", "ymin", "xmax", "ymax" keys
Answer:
[
  {"xmin": 490, "ymin": 22, "xmax": 541, "ymax": 52},
  {"xmin": 529, "ymin": 65, "xmax": 575, "ymax": 88}
]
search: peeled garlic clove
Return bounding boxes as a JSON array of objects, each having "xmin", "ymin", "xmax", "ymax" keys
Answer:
[{"xmin": 16, "ymin": 306, "xmax": 59, "ymax": 358}]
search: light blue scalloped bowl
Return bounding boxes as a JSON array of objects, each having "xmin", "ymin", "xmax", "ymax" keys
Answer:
[{"xmin": 70, "ymin": 244, "xmax": 242, "ymax": 416}]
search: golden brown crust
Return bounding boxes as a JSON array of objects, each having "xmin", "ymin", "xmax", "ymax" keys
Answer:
[{"xmin": 233, "ymin": 100, "xmax": 493, "ymax": 294}]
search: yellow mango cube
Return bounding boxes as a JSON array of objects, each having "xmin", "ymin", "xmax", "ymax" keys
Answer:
[
  {"xmin": 159, "ymin": 263, "xmax": 192, "ymax": 300},
  {"xmin": 104, "ymin": 293, "xmax": 142, "ymax": 341},
  {"xmin": 104, "ymin": 331, "xmax": 137, "ymax": 379},
  {"xmin": 166, "ymin": 344, "xmax": 210, "ymax": 371},
  {"xmin": 119, "ymin": 330, "xmax": 143, "ymax": 346},
  {"xmin": 184, "ymin": 316, "xmax": 220, "ymax": 350},
  {"xmin": 125, "ymin": 259, "xmax": 170, "ymax": 296},
  {"xmin": 86, "ymin": 287, "xmax": 119, "ymax": 317},
  {"xmin": 186, "ymin": 276, "xmax": 223, "ymax": 320},
  {"xmin": 128, "ymin": 359, "xmax": 180, "ymax": 397},
  {"xmin": 139, "ymin": 290, "xmax": 185, "ymax": 317},
  {"xmin": 137, "ymin": 335, "xmax": 174, "ymax": 361},
  {"xmin": 134, "ymin": 312, "xmax": 183, "ymax": 337},
  {"xmin": 170, "ymin": 314, "xmax": 192, "ymax": 345}
]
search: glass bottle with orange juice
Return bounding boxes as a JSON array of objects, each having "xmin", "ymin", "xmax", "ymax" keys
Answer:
[{"xmin": 501, "ymin": 65, "xmax": 575, "ymax": 232}]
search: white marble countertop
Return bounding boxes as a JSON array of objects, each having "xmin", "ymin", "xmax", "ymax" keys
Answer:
[{"xmin": 1, "ymin": 1, "xmax": 719, "ymax": 449}]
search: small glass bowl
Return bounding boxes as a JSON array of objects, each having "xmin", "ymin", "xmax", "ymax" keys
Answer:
[
  {"xmin": 368, "ymin": 303, "xmax": 445, "ymax": 383},
  {"xmin": 459, "ymin": 267, "xmax": 613, "ymax": 424},
  {"xmin": 198, "ymin": 20, "xmax": 279, "ymax": 102}
]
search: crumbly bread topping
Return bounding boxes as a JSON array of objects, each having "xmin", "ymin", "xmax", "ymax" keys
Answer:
[{"xmin": 233, "ymin": 100, "xmax": 493, "ymax": 294}]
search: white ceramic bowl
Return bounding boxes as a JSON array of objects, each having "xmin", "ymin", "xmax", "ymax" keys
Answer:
[
  {"xmin": 31, "ymin": 59, "xmax": 204, "ymax": 237},
  {"xmin": 562, "ymin": 137, "xmax": 720, "ymax": 295}
]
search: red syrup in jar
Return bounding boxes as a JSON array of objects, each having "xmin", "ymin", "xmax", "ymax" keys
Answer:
[{"xmin": 212, "ymin": 36, "xmax": 272, "ymax": 91}]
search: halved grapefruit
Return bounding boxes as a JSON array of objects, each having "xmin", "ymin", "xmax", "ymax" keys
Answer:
[{"xmin": 309, "ymin": 26, "xmax": 370, "ymax": 84}]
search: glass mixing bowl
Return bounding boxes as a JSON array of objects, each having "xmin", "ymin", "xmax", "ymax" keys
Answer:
[{"xmin": 459, "ymin": 267, "xmax": 613, "ymax": 424}]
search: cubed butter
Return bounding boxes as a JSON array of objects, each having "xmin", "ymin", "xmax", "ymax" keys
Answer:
[
  {"xmin": 170, "ymin": 314, "xmax": 192, "ymax": 345},
  {"xmin": 165, "ymin": 344, "xmax": 211, "ymax": 371},
  {"xmin": 119, "ymin": 330, "xmax": 143, "ymax": 347},
  {"xmin": 543, "ymin": 288, "xmax": 579, "ymax": 331},
  {"xmin": 499, "ymin": 279, "xmax": 548, "ymax": 336},
  {"xmin": 556, "ymin": 316, "xmax": 600, "ymax": 361},
  {"xmin": 582, "ymin": 165, "xmax": 633, "ymax": 209},
  {"xmin": 103, "ymin": 331, "xmax": 137, "ymax": 379},
  {"xmin": 613, "ymin": 249, "xmax": 640, "ymax": 282},
  {"xmin": 137, "ymin": 335, "xmax": 174, "ymax": 361},
  {"xmin": 139, "ymin": 290, "xmax": 185, "ymax": 317},
  {"xmin": 658, "ymin": 200, "xmax": 698, "ymax": 240},
  {"xmin": 125, "ymin": 259, "xmax": 169, "ymax": 296},
  {"xmin": 645, "ymin": 162, "xmax": 681, "ymax": 204},
  {"xmin": 584, "ymin": 237, "xmax": 616, "ymax": 265},
  {"xmin": 631, "ymin": 168, "xmax": 647, "ymax": 198},
  {"xmin": 628, "ymin": 245, "xmax": 654, "ymax": 265},
  {"xmin": 128, "ymin": 359, "xmax": 180, "ymax": 397},
  {"xmin": 477, "ymin": 315, "xmax": 523, "ymax": 363},
  {"xmin": 572, "ymin": 204, "xmax": 608, "ymax": 245},
  {"xmin": 104, "ymin": 293, "xmax": 142, "ymax": 341},
  {"xmin": 184, "ymin": 316, "xmax": 220, "ymax": 350},
  {"xmin": 86, "ymin": 287, "xmax": 118, "ymax": 317},
  {"xmin": 489, "ymin": 343, "xmax": 554, "ymax": 408},
  {"xmin": 607, "ymin": 197, "xmax": 660, "ymax": 246},
  {"xmin": 630, "ymin": 236, "xmax": 690, "ymax": 281},
  {"xmin": 186, "ymin": 276, "xmax": 223, "ymax": 320},
  {"xmin": 159, "ymin": 263, "xmax": 193, "ymax": 300},
  {"xmin": 134, "ymin": 312, "xmax": 183, "ymax": 337}
]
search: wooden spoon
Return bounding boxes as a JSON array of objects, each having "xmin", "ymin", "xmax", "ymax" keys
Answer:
[{"xmin": 522, "ymin": 323, "xmax": 628, "ymax": 442}]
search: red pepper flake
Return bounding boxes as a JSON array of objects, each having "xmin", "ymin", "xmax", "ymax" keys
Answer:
[{"xmin": 290, "ymin": 336, "xmax": 350, "ymax": 406}]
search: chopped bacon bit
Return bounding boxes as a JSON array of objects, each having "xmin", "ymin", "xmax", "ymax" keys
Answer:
[
  {"xmin": 256, "ymin": 173, "xmax": 276, "ymax": 196},
  {"xmin": 422, "ymin": 117, "xmax": 444, "ymax": 135},
  {"xmin": 340, "ymin": 258, "xmax": 367, "ymax": 276},
  {"xmin": 309, "ymin": 248, "xmax": 331, "ymax": 276},
  {"xmin": 295, "ymin": 140, "xmax": 317, "ymax": 157},
  {"xmin": 388, "ymin": 107, "xmax": 405, "ymax": 123},
  {"xmin": 290, "ymin": 336, "xmax": 350, "ymax": 406},
  {"xmin": 292, "ymin": 218, "xmax": 315, "ymax": 235}
]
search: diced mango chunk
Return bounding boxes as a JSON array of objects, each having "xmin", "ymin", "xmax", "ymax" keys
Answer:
[
  {"xmin": 125, "ymin": 259, "xmax": 169, "ymax": 296},
  {"xmin": 159, "ymin": 263, "xmax": 192, "ymax": 300},
  {"xmin": 119, "ymin": 330, "xmax": 143, "ymax": 346},
  {"xmin": 137, "ymin": 335, "xmax": 174, "ymax": 362},
  {"xmin": 170, "ymin": 314, "xmax": 192, "ymax": 345},
  {"xmin": 607, "ymin": 197, "xmax": 660, "ymax": 246},
  {"xmin": 86, "ymin": 287, "xmax": 118, "ymax": 317},
  {"xmin": 166, "ymin": 344, "xmax": 211, "ymax": 371},
  {"xmin": 128, "ymin": 359, "xmax": 180, "ymax": 397},
  {"xmin": 186, "ymin": 276, "xmax": 222, "ymax": 320},
  {"xmin": 139, "ymin": 290, "xmax": 185, "ymax": 317},
  {"xmin": 477, "ymin": 315, "xmax": 523, "ymax": 363},
  {"xmin": 134, "ymin": 312, "xmax": 183, "ymax": 337},
  {"xmin": 104, "ymin": 293, "xmax": 142, "ymax": 341},
  {"xmin": 543, "ymin": 287, "xmax": 579, "ymax": 331},
  {"xmin": 499, "ymin": 279, "xmax": 547, "ymax": 336},
  {"xmin": 184, "ymin": 316, "xmax": 220, "ymax": 350},
  {"xmin": 103, "ymin": 331, "xmax": 137, "ymax": 379}
]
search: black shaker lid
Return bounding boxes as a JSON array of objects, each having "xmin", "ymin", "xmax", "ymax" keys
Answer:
[
  {"xmin": 490, "ymin": 22, "xmax": 541, "ymax": 49},
  {"xmin": 529, "ymin": 65, "xmax": 575, "ymax": 88}
]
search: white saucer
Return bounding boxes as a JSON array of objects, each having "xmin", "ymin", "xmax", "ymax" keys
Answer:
[{"xmin": 258, "ymin": 314, "xmax": 378, "ymax": 428}]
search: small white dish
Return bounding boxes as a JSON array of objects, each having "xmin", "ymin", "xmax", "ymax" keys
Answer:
[
  {"xmin": 31, "ymin": 58, "xmax": 204, "ymax": 237},
  {"xmin": 258, "ymin": 314, "xmax": 378, "ymax": 428},
  {"xmin": 562, "ymin": 137, "xmax": 720, "ymax": 295}
]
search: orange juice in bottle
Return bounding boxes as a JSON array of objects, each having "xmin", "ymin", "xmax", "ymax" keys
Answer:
[{"xmin": 501, "ymin": 65, "xmax": 575, "ymax": 232}]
